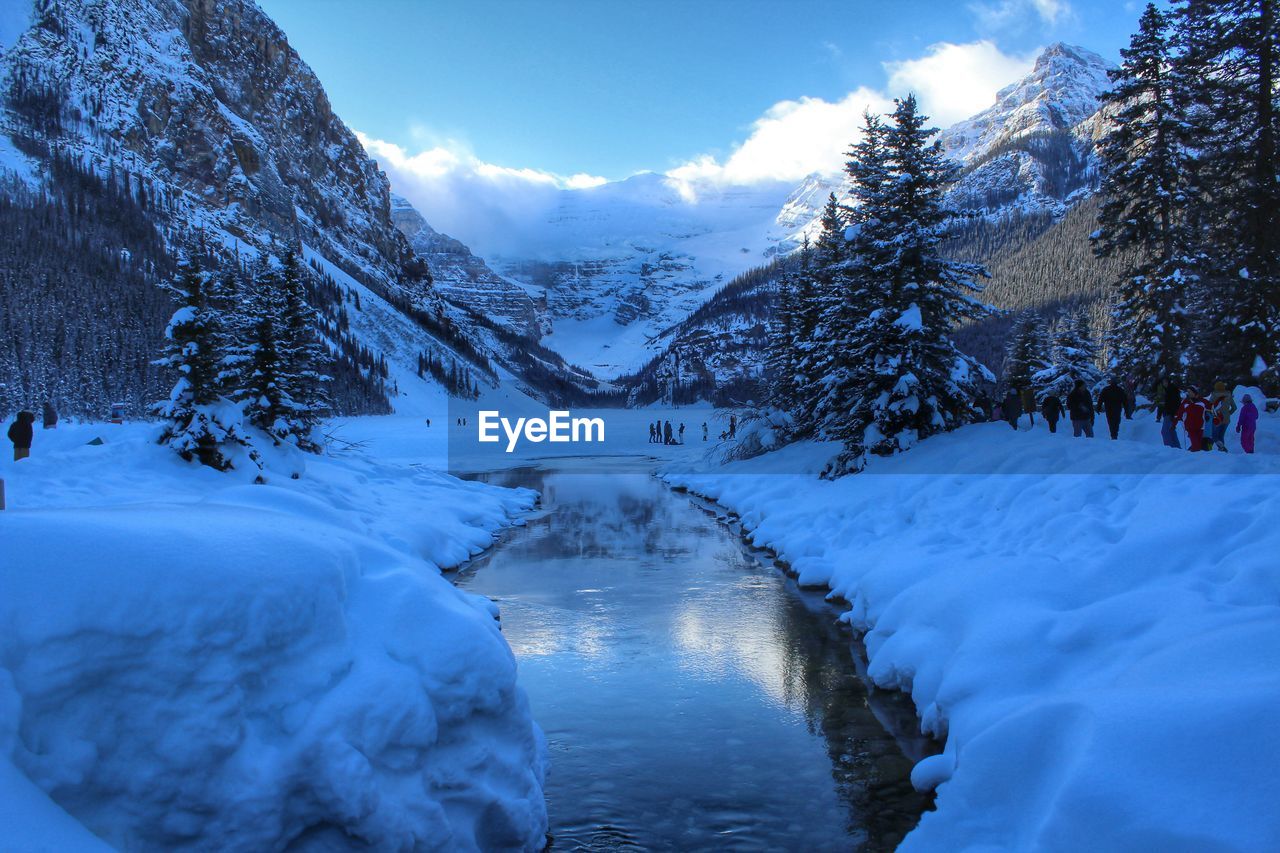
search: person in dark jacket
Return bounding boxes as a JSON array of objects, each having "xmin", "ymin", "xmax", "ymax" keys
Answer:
[
  {"xmin": 728, "ymin": 414, "xmax": 737, "ymax": 440},
  {"xmin": 1097, "ymin": 378, "xmax": 1128, "ymax": 440},
  {"xmin": 1002, "ymin": 388, "xmax": 1022, "ymax": 430},
  {"xmin": 1019, "ymin": 387, "xmax": 1036, "ymax": 427},
  {"xmin": 1040, "ymin": 395, "xmax": 1064, "ymax": 433},
  {"xmin": 1067, "ymin": 380, "xmax": 1095, "ymax": 438},
  {"xmin": 664, "ymin": 420, "xmax": 673, "ymax": 445},
  {"xmin": 42, "ymin": 401, "xmax": 57, "ymax": 430},
  {"xmin": 1159, "ymin": 379, "xmax": 1181, "ymax": 448},
  {"xmin": 8, "ymin": 410, "xmax": 35, "ymax": 461}
]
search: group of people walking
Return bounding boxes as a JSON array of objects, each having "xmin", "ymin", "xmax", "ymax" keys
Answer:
[{"xmin": 992, "ymin": 378, "xmax": 1260, "ymax": 454}]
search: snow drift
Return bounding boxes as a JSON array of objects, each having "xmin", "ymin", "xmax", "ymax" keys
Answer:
[{"xmin": 0, "ymin": 423, "xmax": 546, "ymax": 850}]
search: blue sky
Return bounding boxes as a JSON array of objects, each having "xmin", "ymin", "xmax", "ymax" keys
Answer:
[{"xmin": 258, "ymin": 0, "xmax": 1142, "ymax": 182}]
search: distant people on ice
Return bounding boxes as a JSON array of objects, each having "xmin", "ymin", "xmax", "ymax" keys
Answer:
[
  {"xmin": 702, "ymin": 422, "xmax": 708, "ymax": 441},
  {"xmin": 678, "ymin": 423, "xmax": 685, "ymax": 444},
  {"xmin": 728, "ymin": 414, "xmax": 737, "ymax": 440},
  {"xmin": 7, "ymin": 410, "xmax": 35, "ymax": 461},
  {"xmin": 648, "ymin": 423, "xmax": 656, "ymax": 444},
  {"xmin": 1237, "ymin": 394, "xmax": 1259, "ymax": 454},
  {"xmin": 42, "ymin": 401, "xmax": 57, "ymax": 430},
  {"xmin": 1067, "ymin": 380, "xmax": 1096, "ymax": 438},
  {"xmin": 664, "ymin": 421, "xmax": 673, "ymax": 445},
  {"xmin": 1098, "ymin": 378, "xmax": 1128, "ymax": 440}
]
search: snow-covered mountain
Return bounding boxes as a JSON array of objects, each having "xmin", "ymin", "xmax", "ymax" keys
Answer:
[
  {"xmin": 0, "ymin": 0, "xmax": 602, "ymax": 415},
  {"xmin": 390, "ymin": 194, "xmax": 546, "ymax": 340},
  {"xmin": 476, "ymin": 172, "xmax": 794, "ymax": 377},
  {"xmin": 773, "ymin": 43, "xmax": 1114, "ymax": 249},
  {"xmin": 633, "ymin": 43, "xmax": 1119, "ymax": 401}
]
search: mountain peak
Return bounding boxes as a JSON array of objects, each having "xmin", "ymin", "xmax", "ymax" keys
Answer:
[{"xmin": 942, "ymin": 41, "xmax": 1113, "ymax": 166}]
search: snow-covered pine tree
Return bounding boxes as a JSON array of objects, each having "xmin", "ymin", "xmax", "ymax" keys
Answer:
[
  {"xmin": 814, "ymin": 111, "xmax": 890, "ymax": 447},
  {"xmin": 1095, "ymin": 2, "xmax": 1196, "ymax": 391},
  {"xmin": 241, "ymin": 259, "xmax": 290, "ymax": 441},
  {"xmin": 1002, "ymin": 311, "xmax": 1050, "ymax": 396},
  {"xmin": 765, "ymin": 262, "xmax": 800, "ymax": 415},
  {"xmin": 789, "ymin": 237, "xmax": 823, "ymax": 434},
  {"xmin": 277, "ymin": 249, "xmax": 331, "ymax": 452},
  {"xmin": 152, "ymin": 256, "xmax": 254, "ymax": 470},
  {"xmin": 1033, "ymin": 310, "xmax": 1103, "ymax": 401},
  {"xmin": 1173, "ymin": 0, "xmax": 1280, "ymax": 386},
  {"xmin": 834, "ymin": 95, "xmax": 992, "ymax": 470},
  {"xmin": 793, "ymin": 197, "xmax": 844, "ymax": 432}
]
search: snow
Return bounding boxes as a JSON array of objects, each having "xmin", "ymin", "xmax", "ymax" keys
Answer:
[
  {"xmin": 0, "ymin": 421, "xmax": 547, "ymax": 850},
  {"xmin": 664, "ymin": 403, "xmax": 1280, "ymax": 850}
]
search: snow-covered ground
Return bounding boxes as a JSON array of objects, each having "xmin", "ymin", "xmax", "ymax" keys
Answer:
[
  {"xmin": 665, "ymin": 399, "xmax": 1280, "ymax": 850},
  {"xmin": 0, "ymin": 422, "xmax": 548, "ymax": 850}
]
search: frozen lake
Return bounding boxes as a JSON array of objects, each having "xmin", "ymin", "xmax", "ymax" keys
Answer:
[{"xmin": 457, "ymin": 462, "xmax": 934, "ymax": 850}]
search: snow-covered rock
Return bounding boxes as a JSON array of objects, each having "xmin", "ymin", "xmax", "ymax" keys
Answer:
[{"xmin": 0, "ymin": 422, "xmax": 547, "ymax": 850}]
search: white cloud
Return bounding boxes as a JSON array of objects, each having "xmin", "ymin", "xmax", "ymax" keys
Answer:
[
  {"xmin": 361, "ymin": 40, "xmax": 1037, "ymax": 242},
  {"xmin": 884, "ymin": 41, "xmax": 1037, "ymax": 127},
  {"xmin": 666, "ymin": 40, "xmax": 1034, "ymax": 197},
  {"xmin": 969, "ymin": 0, "xmax": 1076, "ymax": 35},
  {"xmin": 667, "ymin": 87, "xmax": 893, "ymax": 192},
  {"xmin": 356, "ymin": 132, "xmax": 605, "ymax": 256}
]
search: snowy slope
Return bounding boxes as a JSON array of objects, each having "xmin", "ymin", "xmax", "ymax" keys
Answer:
[
  {"xmin": 0, "ymin": 421, "xmax": 547, "ymax": 850},
  {"xmin": 0, "ymin": 0, "xmax": 539, "ymax": 413},
  {"xmin": 665, "ymin": 396, "xmax": 1280, "ymax": 851},
  {"xmin": 390, "ymin": 195, "xmax": 545, "ymax": 340},
  {"xmin": 477, "ymin": 173, "xmax": 794, "ymax": 377}
]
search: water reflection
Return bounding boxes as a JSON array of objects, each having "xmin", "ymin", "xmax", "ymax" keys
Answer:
[{"xmin": 457, "ymin": 467, "xmax": 932, "ymax": 851}]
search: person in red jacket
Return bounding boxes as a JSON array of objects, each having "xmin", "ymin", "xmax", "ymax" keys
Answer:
[{"xmin": 1176, "ymin": 386, "xmax": 1208, "ymax": 452}]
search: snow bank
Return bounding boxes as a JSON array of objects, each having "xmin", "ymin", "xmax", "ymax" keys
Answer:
[
  {"xmin": 665, "ymin": 412, "xmax": 1280, "ymax": 850},
  {"xmin": 0, "ymin": 422, "xmax": 546, "ymax": 850}
]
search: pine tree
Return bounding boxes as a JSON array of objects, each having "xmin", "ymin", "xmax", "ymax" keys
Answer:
[
  {"xmin": 801, "ymin": 195, "xmax": 849, "ymax": 435},
  {"xmin": 1002, "ymin": 311, "xmax": 1051, "ymax": 396},
  {"xmin": 832, "ymin": 96, "xmax": 992, "ymax": 472},
  {"xmin": 813, "ymin": 112, "xmax": 890, "ymax": 443},
  {"xmin": 152, "ymin": 257, "xmax": 253, "ymax": 470},
  {"xmin": 765, "ymin": 263, "xmax": 800, "ymax": 415},
  {"xmin": 277, "ymin": 249, "xmax": 330, "ymax": 451},
  {"xmin": 1033, "ymin": 310, "xmax": 1103, "ymax": 401},
  {"xmin": 1173, "ymin": 0, "xmax": 1280, "ymax": 385},
  {"xmin": 789, "ymin": 238, "xmax": 823, "ymax": 433},
  {"xmin": 241, "ymin": 260, "xmax": 290, "ymax": 440},
  {"xmin": 1095, "ymin": 2, "xmax": 1196, "ymax": 390}
]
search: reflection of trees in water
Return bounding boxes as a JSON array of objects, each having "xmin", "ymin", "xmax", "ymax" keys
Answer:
[{"xmin": 769, "ymin": 581, "xmax": 935, "ymax": 850}]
